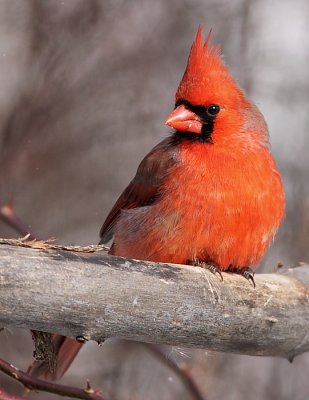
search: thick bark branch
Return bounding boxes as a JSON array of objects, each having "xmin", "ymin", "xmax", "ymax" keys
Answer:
[{"xmin": 0, "ymin": 243, "xmax": 308, "ymax": 360}]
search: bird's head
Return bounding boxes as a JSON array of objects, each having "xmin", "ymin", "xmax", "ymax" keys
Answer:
[{"xmin": 166, "ymin": 27, "xmax": 268, "ymax": 147}]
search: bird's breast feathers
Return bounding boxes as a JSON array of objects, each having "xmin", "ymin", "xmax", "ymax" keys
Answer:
[{"xmin": 113, "ymin": 141, "xmax": 284, "ymax": 268}]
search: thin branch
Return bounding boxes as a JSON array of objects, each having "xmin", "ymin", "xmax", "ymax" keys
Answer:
[
  {"xmin": 0, "ymin": 201, "xmax": 37, "ymax": 240},
  {"xmin": 0, "ymin": 242, "xmax": 308, "ymax": 360},
  {"xmin": 141, "ymin": 344, "xmax": 205, "ymax": 400},
  {"xmin": 0, "ymin": 237, "xmax": 108, "ymax": 253},
  {"xmin": 0, "ymin": 359, "xmax": 106, "ymax": 400}
]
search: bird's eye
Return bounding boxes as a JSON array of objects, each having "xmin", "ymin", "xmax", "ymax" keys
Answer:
[{"xmin": 206, "ymin": 104, "xmax": 220, "ymax": 117}]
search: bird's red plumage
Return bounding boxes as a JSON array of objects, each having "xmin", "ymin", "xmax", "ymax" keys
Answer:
[
  {"xmin": 107, "ymin": 138, "xmax": 284, "ymax": 269},
  {"xmin": 176, "ymin": 27, "xmax": 245, "ymax": 110}
]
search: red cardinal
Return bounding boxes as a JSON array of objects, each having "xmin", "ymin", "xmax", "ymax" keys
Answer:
[
  {"xmin": 28, "ymin": 27, "xmax": 285, "ymax": 381},
  {"xmin": 100, "ymin": 27, "xmax": 285, "ymax": 275}
]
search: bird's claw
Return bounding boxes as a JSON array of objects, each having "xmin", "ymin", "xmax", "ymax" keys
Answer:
[
  {"xmin": 188, "ymin": 259, "xmax": 223, "ymax": 282},
  {"xmin": 241, "ymin": 267, "xmax": 256, "ymax": 288},
  {"xmin": 206, "ymin": 263, "xmax": 224, "ymax": 281}
]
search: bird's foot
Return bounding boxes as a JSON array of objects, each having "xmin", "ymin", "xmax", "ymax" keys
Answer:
[
  {"xmin": 188, "ymin": 259, "xmax": 223, "ymax": 282},
  {"xmin": 237, "ymin": 267, "xmax": 256, "ymax": 288}
]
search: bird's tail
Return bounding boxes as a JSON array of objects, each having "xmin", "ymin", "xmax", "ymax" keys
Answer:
[{"xmin": 27, "ymin": 334, "xmax": 83, "ymax": 381}]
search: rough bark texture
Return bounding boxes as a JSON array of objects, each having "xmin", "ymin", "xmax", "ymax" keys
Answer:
[{"xmin": 0, "ymin": 244, "xmax": 308, "ymax": 361}]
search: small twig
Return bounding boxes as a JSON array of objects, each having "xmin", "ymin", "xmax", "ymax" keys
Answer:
[
  {"xmin": 0, "ymin": 200, "xmax": 109, "ymax": 254},
  {"xmin": 0, "ymin": 200, "xmax": 37, "ymax": 240},
  {"xmin": 0, "ymin": 358, "xmax": 106, "ymax": 400},
  {"xmin": 0, "ymin": 237, "xmax": 109, "ymax": 253},
  {"xmin": 141, "ymin": 344, "xmax": 206, "ymax": 400}
]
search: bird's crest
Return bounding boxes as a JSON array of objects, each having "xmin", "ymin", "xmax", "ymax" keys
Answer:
[{"xmin": 176, "ymin": 26, "xmax": 245, "ymax": 107}]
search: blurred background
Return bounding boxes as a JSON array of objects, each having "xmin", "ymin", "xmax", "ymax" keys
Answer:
[{"xmin": 0, "ymin": 0, "xmax": 308, "ymax": 399}]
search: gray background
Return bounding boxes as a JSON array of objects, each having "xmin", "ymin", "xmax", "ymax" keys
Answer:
[{"xmin": 0, "ymin": 1, "xmax": 308, "ymax": 399}]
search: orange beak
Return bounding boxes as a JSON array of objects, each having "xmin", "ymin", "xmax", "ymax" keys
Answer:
[{"xmin": 165, "ymin": 104, "xmax": 202, "ymax": 134}]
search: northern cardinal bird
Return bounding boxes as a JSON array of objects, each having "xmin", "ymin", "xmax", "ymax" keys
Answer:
[
  {"xmin": 28, "ymin": 26, "xmax": 285, "ymax": 381},
  {"xmin": 100, "ymin": 27, "xmax": 285, "ymax": 275}
]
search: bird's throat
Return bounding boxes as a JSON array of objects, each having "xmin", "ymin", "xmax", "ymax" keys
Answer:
[{"xmin": 172, "ymin": 128, "xmax": 213, "ymax": 144}]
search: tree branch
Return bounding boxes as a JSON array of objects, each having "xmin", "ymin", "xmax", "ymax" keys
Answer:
[
  {"xmin": 0, "ymin": 241, "xmax": 308, "ymax": 360},
  {"xmin": 0, "ymin": 358, "xmax": 105, "ymax": 400},
  {"xmin": 0, "ymin": 202, "xmax": 37, "ymax": 240}
]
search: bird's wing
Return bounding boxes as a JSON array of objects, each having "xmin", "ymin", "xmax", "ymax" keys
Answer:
[{"xmin": 100, "ymin": 137, "xmax": 177, "ymax": 243}]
